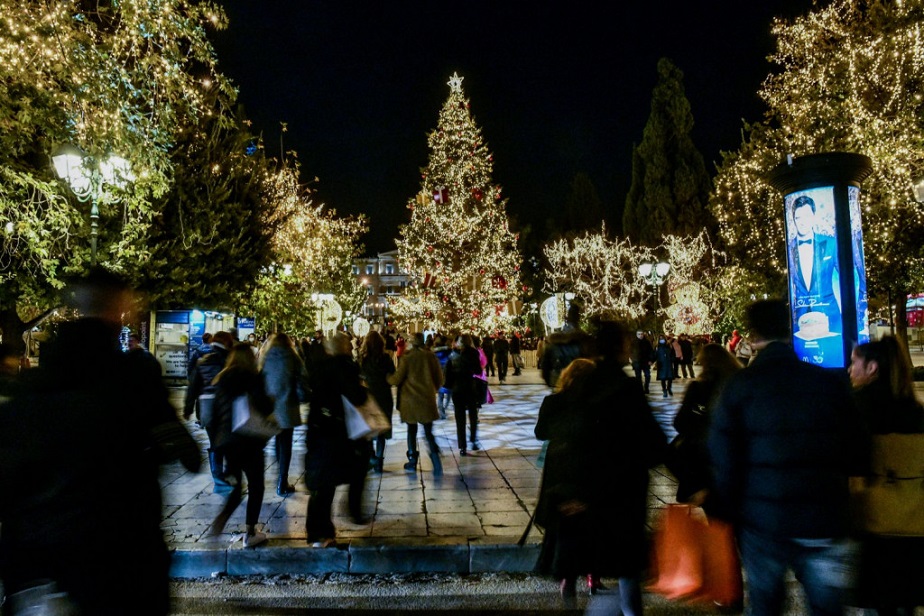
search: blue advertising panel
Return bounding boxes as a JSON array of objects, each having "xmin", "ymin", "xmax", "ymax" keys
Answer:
[
  {"xmin": 785, "ymin": 187, "xmax": 844, "ymax": 368},
  {"xmin": 849, "ymin": 186, "xmax": 870, "ymax": 345}
]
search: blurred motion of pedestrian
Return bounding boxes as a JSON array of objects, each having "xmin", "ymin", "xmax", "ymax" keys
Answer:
[
  {"xmin": 849, "ymin": 335, "xmax": 924, "ymax": 615},
  {"xmin": 259, "ymin": 332, "xmax": 308, "ymax": 497},
  {"xmin": 669, "ymin": 343, "xmax": 741, "ymax": 509},
  {"xmin": 358, "ymin": 330, "xmax": 395, "ymax": 473},
  {"xmin": 185, "ymin": 330, "xmax": 235, "ymax": 491},
  {"xmin": 654, "ymin": 335, "xmax": 674, "ymax": 397},
  {"xmin": 0, "ymin": 268, "xmax": 199, "ymax": 615},
  {"xmin": 388, "ymin": 332, "xmax": 443, "ymax": 474},
  {"xmin": 533, "ymin": 357, "xmax": 598, "ymax": 605},
  {"xmin": 207, "ymin": 342, "xmax": 275, "ymax": 547},
  {"xmin": 432, "ymin": 334, "xmax": 453, "ymax": 420},
  {"xmin": 708, "ymin": 299, "xmax": 869, "ymax": 616},
  {"xmin": 304, "ymin": 333, "xmax": 371, "ymax": 546}
]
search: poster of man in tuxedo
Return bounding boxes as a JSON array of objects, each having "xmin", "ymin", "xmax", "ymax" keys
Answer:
[{"xmin": 785, "ymin": 190, "xmax": 843, "ymax": 366}]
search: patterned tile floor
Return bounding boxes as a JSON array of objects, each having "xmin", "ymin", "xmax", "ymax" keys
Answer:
[{"xmin": 161, "ymin": 366, "xmax": 688, "ymax": 548}]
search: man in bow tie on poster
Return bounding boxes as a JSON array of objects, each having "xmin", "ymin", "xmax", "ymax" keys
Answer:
[{"xmin": 789, "ymin": 194, "xmax": 842, "ymax": 338}]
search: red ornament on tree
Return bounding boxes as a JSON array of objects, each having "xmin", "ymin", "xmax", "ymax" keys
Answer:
[
  {"xmin": 492, "ymin": 275, "xmax": 508, "ymax": 289},
  {"xmin": 473, "ymin": 188, "xmax": 483, "ymax": 201}
]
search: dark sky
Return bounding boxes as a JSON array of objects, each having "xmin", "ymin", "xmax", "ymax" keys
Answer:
[{"xmin": 212, "ymin": 1, "xmax": 816, "ymax": 255}]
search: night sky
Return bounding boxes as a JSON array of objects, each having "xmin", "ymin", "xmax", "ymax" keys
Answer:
[{"xmin": 212, "ymin": 1, "xmax": 817, "ymax": 255}]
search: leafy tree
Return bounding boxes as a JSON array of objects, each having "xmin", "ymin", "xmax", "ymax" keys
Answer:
[
  {"xmin": 710, "ymin": 0, "xmax": 924, "ymax": 346},
  {"xmin": 240, "ymin": 163, "xmax": 368, "ymax": 336},
  {"xmin": 393, "ymin": 73, "xmax": 522, "ymax": 333},
  {"xmin": 623, "ymin": 58, "xmax": 713, "ymax": 246},
  {"xmin": 0, "ymin": 1, "xmax": 231, "ymax": 353}
]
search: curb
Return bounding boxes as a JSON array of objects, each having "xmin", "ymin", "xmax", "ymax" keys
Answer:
[{"xmin": 169, "ymin": 538, "xmax": 541, "ymax": 578}]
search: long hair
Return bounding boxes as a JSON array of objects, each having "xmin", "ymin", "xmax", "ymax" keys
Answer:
[
  {"xmin": 213, "ymin": 342, "xmax": 259, "ymax": 384},
  {"xmin": 853, "ymin": 335, "xmax": 915, "ymax": 400},
  {"xmin": 359, "ymin": 330, "xmax": 385, "ymax": 364},
  {"xmin": 555, "ymin": 357, "xmax": 596, "ymax": 394},
  {"xmin": 696, "ymin": 343, "xmax": 742, "ymax": 385}
]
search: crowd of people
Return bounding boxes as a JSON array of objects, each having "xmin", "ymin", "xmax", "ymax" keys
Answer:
[
  {"xmin": 534, "ymin": 300, "xmax": 923, "ymax": 614},
  {"xmin": 2, "ymin": 280, "xmax": 922, "ymax": 615}
]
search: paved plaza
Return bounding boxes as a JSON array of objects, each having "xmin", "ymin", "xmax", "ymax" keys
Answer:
[{"xmin": 161, "ymin": 366, "xmax": 685, "ymax": 577}]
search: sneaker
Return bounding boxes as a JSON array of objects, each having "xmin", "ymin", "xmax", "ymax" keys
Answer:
[
  {"xmin": 243, "ymin": 531, "xmax": 267, "ymax": 548},
  {"xmin": 470, "ymin": 441, "xmax": 481, "ymax": 451},
  {"xmin": 308, "ymin": 538, "xmax": 336, "ymax": 548}
]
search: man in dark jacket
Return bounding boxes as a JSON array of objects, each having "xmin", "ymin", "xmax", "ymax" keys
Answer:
[
  {"xmin": 510, "ymin": 332, "xmax": 522, "ymax": 376},
  {"xmin": 494, "ymin": 333, "xmax": 510, "ymax": 383},
  {"xmin": 708, "ymin": 299, "xmax": 869, "ymax": 616},
  {"xmin": 631, "ymin": 331, "xmax": 654, "ymax": 393},
  {"xmin": 185, "ymin": 330, "xmax": 233, "ymax": 490}
]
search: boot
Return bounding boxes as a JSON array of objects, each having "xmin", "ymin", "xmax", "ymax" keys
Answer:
[
  {"xmin": 372, "ymin": 456, "xmax": 384, "ymax": 473},
  {"xmin": 277, "ymin": 476, "xmax": 295, "ymax": 497},
  {"xmin": 429, "ymin": 450, "xmax": 443, "ymax": 476},
  {"xmin": 404, "ymin": 450, "xmax": 419, "ymax": 472}
]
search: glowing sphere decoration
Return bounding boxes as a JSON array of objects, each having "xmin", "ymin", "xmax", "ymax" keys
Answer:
[{"xmin": 352, "ymin": 316, "xmax": 370, "ymax": 338}]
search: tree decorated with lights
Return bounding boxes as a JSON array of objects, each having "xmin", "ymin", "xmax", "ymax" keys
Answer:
[
  {"xmin": 240, "ymin": 162, "xmax": 368, "ymax": 335},
  {"xmin": 544, "ymin": 226, "xmax": 724, "ymax": 332},
  {"xmin": 393, "ymin": 73, "xmax": 522, "ymax": 333},
  {"xmin": 710, "ymin": 0, "xmax": 924, "ymax": 340},
  {"xmin": 0, "ymin": 1, "xmax": 231, "ymax": 351}
]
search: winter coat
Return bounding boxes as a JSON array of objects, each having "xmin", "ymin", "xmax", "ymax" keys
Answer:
[
  {"xmin": 360, "ymin": 353, "xmax": 395, "ymax": 438},
  {"xmin": 0, "ymin": 318, "xmax": 196, "ymax": 614},
  {"xmin": 654, "ymin": 341, "xmax": 674, "ymax": 380},
  {"xmin": 210, "ymin": 366, "xmax": 275, "ymax": 450},
  {"xmin": 388, "ymin": 346, "xmax": 442, "ymax": 424},
  {"xmin": 445, "ymin": 346, "xmax": 481, "ymax": 402},
  {"xmin": 304, "ymin": 353, "xmax": 369, "ymax": 490},
  {"xmin": 540, "ymin": 329, "xmax": 593, "ymax": 388},
  {"xmin": 669, "ymin": 379, "xmax": 724, "ymax": 506},
  {"xmin": 183, "ymin": 343, "xmax": 229, "ymax": 417},
  {"xmin": 852, "ymin": 378, "xmax": 924, "ymax": 609},
  {"xmin": 708, "ymin": 341, "xmax": 869, "ymax": 538},
  {"xmin": 535, "ymin": 359, "xmax": 667, "ymax": 577},
  {"xmin": 260, "ymin": 344, "xmax": 306, "ymax": 429}
]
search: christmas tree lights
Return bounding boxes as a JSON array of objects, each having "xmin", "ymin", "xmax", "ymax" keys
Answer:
[{"xmin": 393, "ymin": 73, "xmax": 522, "ymax": 333}]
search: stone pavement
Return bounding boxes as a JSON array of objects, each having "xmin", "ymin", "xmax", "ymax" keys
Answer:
[{"xmin": 161, "ymin": 366, "xmax": 686, "ymax": 578}]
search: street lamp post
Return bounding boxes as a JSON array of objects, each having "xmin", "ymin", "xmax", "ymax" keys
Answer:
[
  {"xmin": 52, "ymin": 143, "xmax": 133, "ymax": 266},
  {"xmin": 638, "ymin": 261, "xmax": 670, "ymax": 329}
]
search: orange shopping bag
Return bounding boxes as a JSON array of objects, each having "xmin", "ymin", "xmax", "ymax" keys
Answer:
[{"xmin": 647, "ymin": 504, "xmax": 743, "ymax": 608}]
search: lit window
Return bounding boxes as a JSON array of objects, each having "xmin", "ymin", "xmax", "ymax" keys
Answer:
[
  {"xmin": 352, "ymin": 265, "xmax": 359, "ymax": 275},
  {"xmin": 386, "ymin": 264, "xmax": 394, "ymax": 274},
  {"xmin": 366, "ymin": 265, "xmax": 374, "ymax": 275}
]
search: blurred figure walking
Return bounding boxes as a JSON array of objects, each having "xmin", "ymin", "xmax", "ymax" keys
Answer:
[
  {"xmin": 259, "ymin": 332, "xmax": 308, "ymax": 496},
  {"xmin": 359, "ymin": 330, "xmax": 395, "ymax": 473},
  {"xmin": 207, "ymin": 342, "xmax": 275, "ymax": 547}
]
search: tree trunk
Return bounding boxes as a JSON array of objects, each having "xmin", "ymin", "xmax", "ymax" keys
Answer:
[
  {"xmin": 0, "ymin": 306, "xmax": 59, "ymax": 360},
  {"xmin": 893, "ymin": 287, "xmax": 914, "ymax": 366}
]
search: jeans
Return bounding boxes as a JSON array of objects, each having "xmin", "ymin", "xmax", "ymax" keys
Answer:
[
  {"xmin": 437, "ymin": 390, "xmax": 450, "ymax": 417},
  {"xmin": 584, "ymin": 577, "xmax": 643, "ymax": 616},
  {"xmin": 452, "ymin": 392, "xmax": 479, "ymax": 449},
  {"xmin": 738, "ymin": 527, "xmax": 858, "ymax": 616}
]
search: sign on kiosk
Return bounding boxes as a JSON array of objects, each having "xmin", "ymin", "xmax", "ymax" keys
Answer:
[{"xmin": 767, "ymin": 153, "xmax": 873, "ymax": 369}]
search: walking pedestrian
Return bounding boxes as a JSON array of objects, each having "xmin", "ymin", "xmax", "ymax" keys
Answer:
[
  {"xmin": 432, "ymin": 334, "xmax": 453, "ymax": 419},
  {"xmin": 304, "ymin": 333, "xmax": 371, "ymax": 546},
  {"xmin": 678, "ymin": 333, "xmax": 695, "ymax": 379},
  {"xmin": 510, "ymin": 331, "xmax": 523, "ymax": 376},
  {"xmin": 494, "ymin": 332, "xmax": 510, "ymax": 384},
  {"xmin": 708, "ymin": 299, "xmax": 869, "ymax": 616},
  {"xmin": 653, "ymin": 335, "xmax": 674, "ymax": 398},
  {"xmin": 259, "ymin": 332, "xmax": 308, "ymax": 497},
  {"xmin": 358, "ymin": 330, "xmax": 395, "ymax": 473},
  {"xmin": 388, "ymin": 332, "xmax": 444, "ymax": 474},
  {"xmin": 445, "ymin": 334, "xmax": 483, "ymax": 455},
  {"xmin": 848, "ymin": 336, "xmax": 924, "ymax": 616},
  {"xmin": 630, "ymin": 331, "xmax": 654, "ymax": 394},
  {"xmin": 482, "ymin": 333, "xmax": 496, "ymax": 377},
  {"xmin": 0, "ymin": 269, "xmax": 199, "ymax": 615},
  {"xmin": 207, "ymin": 342, "xmax": 275, "ymax": 547},
  {"xmin": 185, "ymin": 330, "xmax": 235, "ymax": 491}
]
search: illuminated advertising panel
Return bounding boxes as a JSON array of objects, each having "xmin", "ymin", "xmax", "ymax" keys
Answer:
[
  {"xmin": 784, "ymin": 187, "xmax": 844, "ymax": 368},
  {"xmin": 849, "ymin": 186, "xmax": 870, "ymax": 346}
]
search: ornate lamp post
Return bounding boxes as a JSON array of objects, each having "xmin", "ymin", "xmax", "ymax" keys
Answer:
[
  {"xmin": 52, "ymin": 143, "xmax": 133, "ymax": 266},
  {"xmin": 638, "ymin": 261, "xmax": 671, "ymax": 286}
]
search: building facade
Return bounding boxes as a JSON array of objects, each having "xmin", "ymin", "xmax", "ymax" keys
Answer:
[{"xmin": 352, "ymin": 249, "xmax": 408, "ymax": 328}]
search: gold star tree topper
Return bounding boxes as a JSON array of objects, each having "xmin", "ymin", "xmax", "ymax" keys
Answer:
[{"xmin": 447, "ymin": 72, "xmax": 464, "ymax": 93}]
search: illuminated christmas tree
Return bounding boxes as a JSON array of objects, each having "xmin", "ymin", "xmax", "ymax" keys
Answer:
[{"xmin": 393, "ymin": 72, "xmax": 522, "ymax": 333}]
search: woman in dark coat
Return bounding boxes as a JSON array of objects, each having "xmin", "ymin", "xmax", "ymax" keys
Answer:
[
  {"xmin": 534, "ymin": 357, "xmax": 599, "ymax": 601},
  {"xmin": 358, "ymin": 330, "xmax": 395, "ymax": 473},
  {"xmin": 670, "ymin": 343, "xmax": 741, "ymax": 508},
  {"xmin": 654, "ymin": 335, "xmax": 674, "ymax": 397},
  {"xmin": 848, "ymin": 335, "xmax": 924, "ymax": 615},
  {"xmin": 538, "ymin": 321, "xmax": 668, "ymax": 612},
  {"xmin": 259, "ymin": 332, "xmax": 307, "ymax": 497},
  {"xmin": 304, "ymin": 333, "xmax": 370, "ymax": 546},
  {"xmin": 207, "ymin": 342, "xmax": 275, "ymax": 548}
]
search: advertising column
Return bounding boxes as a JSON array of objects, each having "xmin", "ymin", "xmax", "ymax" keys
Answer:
[{"xmin": 766, "ymin": 152, "xmax": 873, "ymax": 369}]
